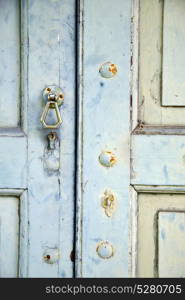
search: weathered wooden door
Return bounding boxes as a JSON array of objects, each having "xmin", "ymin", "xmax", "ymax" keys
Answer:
[
  {"xmin": 131, "ymin": 0, "xmax": 185, "ymax": 278},
  {"xmin": 77, "ymin": 0, "xmax": 185, "ymax": 278},
  {"xmin": 0, "ymin": 0, "xmax": 132, "ymax": 278},
  {"xmin": 0, "ymin": 0, "xmax": 76, "ymax": 277},
  {"xmin": 1, "ymin": 0, "xmax": 183, "ymax": 279}
]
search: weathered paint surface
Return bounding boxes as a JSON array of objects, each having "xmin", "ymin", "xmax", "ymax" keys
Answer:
[
  {"xmin": 132, "ymin": 0, "xmax": 185, "ymax": 278},
  {"xmin": 131, "ymin": 135, "xmax": 185, "ymax": 186},
  {"xmin": 158, "ymin": 212, "xmax": 185, "ymax": 277},
  {"xmin": 0, "ymin": 0, "xmax": 76, "ymax": 278},
  {"xmin": 0, "ymin": 0, "xmax": 21, "ymax": 127},
  {"xmin": 0, "ymin": 196, "xmax": 19, "ymax": 277},
  {"xmin": 76, "ymin": 0, "xmax": 131, "ymax": 277},
  {"xmin": 137, "ymin": 192, "xmax": 185, "ymax": 277},
  {"xmin": 138, "ymin": 0, "xmax": 185, "ymax": 125},
  {"xmin": 27, "ymin": 0, "xmax": 76, "ymax": 277},
  {"xmin": 0, "ymin": 0, "xmax": 28, "ymax": 277},
  {"xmin": 162, "ymin": 0, "xmax": 185, "ymax": 106},
  {"xmin": 2, "ymin": 0, "xmax": 185, "ymax": 279}
]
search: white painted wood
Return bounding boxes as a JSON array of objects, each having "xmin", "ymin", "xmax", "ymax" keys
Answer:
[
  {"xmin": 19, "ymin": 190, "xmax": 28, "ymax": 277},
  {"xmin": 138, "ymin": 0, "xmax": 163, "ymax": 125},
  {"xmin": 27, "ymin": 0, "xmax": 75, "ymax": 277},
  {"xmin": 138, "ymin": 0, "xmax": 185, "ymax": 125},
  {"xmin": 158, "ymin": 212, "xmax": 185, "ymax": 277},
  {"xmin": 0, "ymin": 0, "xmax": 27, "ymax": 192},
  {"xmin": 75, "ymin": 0, "xmax": 84, "ymax": 278},
  {"xmin": 132, "ymin": 185, "xmax": 185, "ymax": 278},
  {"xmin": 132, "ymin": 1, "xmax": 185, "ymax": 278},
  {"xmin": 131, "ymin": 0, "xmax": 139, "ymax": 131},
  {"xmin": 0, "ymin": 196, "xmax": 19, "ymax": 277},
  {"xmin": 0, "ymin": 0, "xmax": 21, "ymax": 127},
  {"xmin": 134, "ymin": 185, "xmax": 185, "ymax": 194},
  {"xmin": 162, "ymin": 0, "xmax": 185, "ymax": 106},
  {"xmin": 76, "ymin": 0, "xmax": 131, "ymax": 277},
  {"xmin": 131, "ymin": 135, "xmax": 185, "ymax": 186},
  {"xmin": 129, "ymin": 186, "xmax": 138, "ymax": 277},
  {"xmin": 137, "ymin": 193, "xmax": 185, "ymax": 277},
  {"xmin": 0, "ymin": 137, "xmax": 26, "ymax": 188},
  {"xmin": 0, "ymin": 189, "xmax": 28, "ymax": 278},
  {"xmin": 0, "ymin": 0, "xmax": 75, "ymax": 278}
]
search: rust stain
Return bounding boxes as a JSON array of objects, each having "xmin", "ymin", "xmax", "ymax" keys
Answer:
[
  {"xmin": 99, "ymin": 62, "xmax": 118, "ymax": 78},
  {"xmin": 99, "ymin": 151, "xmax": 116, "ymax": 167},
  {"xmin": 108, "ymin": 64, "xmax": 117, "ymax": 75},
  {"xmin": 138, "ymin": 120, "xmax": 145, "ymax": 129},
  {"xmin": 101, "ymin": 189, "xmax": 117, "ymax": 217}
]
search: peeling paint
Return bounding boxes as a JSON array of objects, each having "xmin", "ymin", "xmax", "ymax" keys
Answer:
[
  {"xmin": 43, "ymin": 132, "xmax": 60, "ymax": 175},
  {"xmin": 101, "ymin": 189, "xmax": 117, "ymax": 217}
]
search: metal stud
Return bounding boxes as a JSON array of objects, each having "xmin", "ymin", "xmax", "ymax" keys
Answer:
[
  {"xmin": 99, "ymin": 62, "xmax": 118, "ymax": 78},
  {"xmin": 99, "ymin": 151, "xmax": 116, "ymax": 168},
  {"xmin": 96, "ymin": 241, "xmax": 114, "ymax": 259}
]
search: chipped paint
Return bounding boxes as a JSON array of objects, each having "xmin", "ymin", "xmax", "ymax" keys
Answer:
[
  {"xmin": 101, "ymin": 189, "xmax": 117, "ymax": 217},
  {"xmin": 43, "ymin": 132, "xmax": 60, "ymax": 175}
]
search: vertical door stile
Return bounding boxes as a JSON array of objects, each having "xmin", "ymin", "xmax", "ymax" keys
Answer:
[
  {"xmin": 0, "ymin": 0, "xmax": 28, "ymax": 277},
  {"xmin": 76, "ymin": 0, "xmax": 132, "ymax": 277},
  {"xmin": 27, "ymin": 0, "xmax": 76, "ymax": 277},
  {"xmin": 75, "ymin": 0, "xmax": 84, "ymax": 278}
]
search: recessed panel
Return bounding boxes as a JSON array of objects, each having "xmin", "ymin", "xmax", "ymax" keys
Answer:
[
  {"xmin": 162, "ymin": 0, "xmax": 185, "ymax": 106},
  {"xmin": 0, "ymin": 196, "xmax": 19, "ymax": 277},
  {"xmin": 137, "ymin": 192, "xmax": 185, "ymax": 277},
  {"xmin": 138, "ymin": 0, "xmax": 185, "ymax": 125},
  {"xmin": 0, "ymin": 0, "xmax": 21, "ymax": 127},
  {"xmin": 158, "ymin": 212, "xmax": 185, "ymax": 277}
]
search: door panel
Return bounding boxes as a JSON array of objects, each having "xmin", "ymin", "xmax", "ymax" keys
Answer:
[
  {"xmin": 0, "ymin": 0, "xmax": 21, "ymax": 127},
  {"xmin": 138, "ymin": 0, "xmax": 185, "ymax": 125},
  {"xmin": 0, "ymin": 137, "xmax": 26, "ymax": 188},
  {"xmin": 158, "ymin": 212, "xmax": 185, "ymax": 277},
  {"xmin": 0, "ymin": 0, "xmax": 27, "ymax": 190},
  {"xmin": 131, "ymin": 135, "xmax": 185, "ymax": 186},
  {"xmin": 162, "ymin": 0, "xmax": 185, "ymax": 106},
  {"xmin": 137, "ymin": 192, "xmax": 185, "ymax": 277},
  {"xmin": 0, "ymin": 196, "xmax": 19, "ymax": 277}
]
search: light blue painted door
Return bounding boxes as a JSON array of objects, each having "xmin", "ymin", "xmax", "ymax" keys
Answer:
[
  {"xmin": 0, "ymin": 0, "xmax": 76, "ymax": 277},
  {"xmin": 76, "ymin": 0, "xmax": 132, "ymax": 277},
  {"xmin": 0, "ymin": 0, "xmax": 132, "ymax": 277}
]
